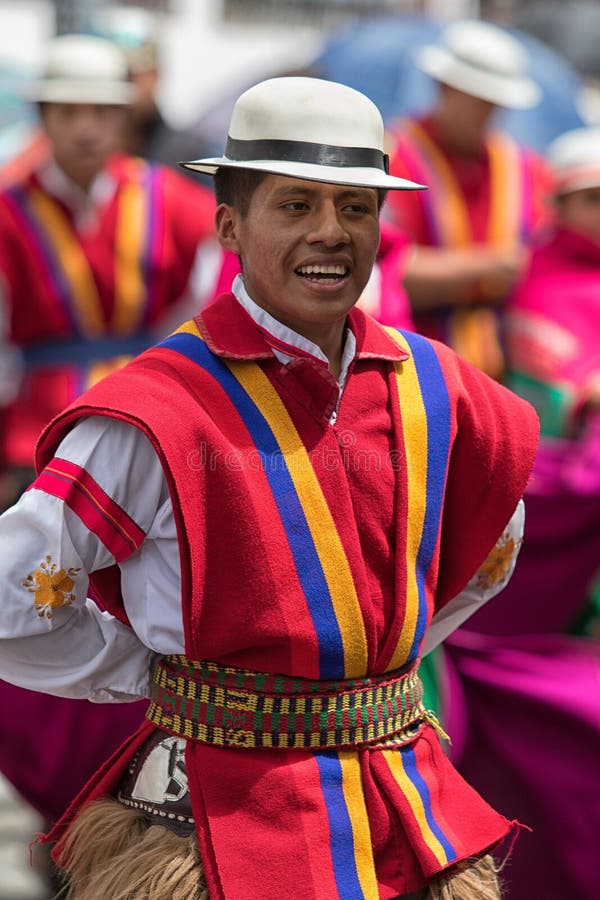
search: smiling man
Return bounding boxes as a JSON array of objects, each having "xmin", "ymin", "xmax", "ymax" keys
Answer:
[
  {"xmin": 215, "ymin": 175, "xmax": 381, "ymax": 373},
  {"xmin": 0, "ymin": 77, "xmax": 538, "ymax": 899}
]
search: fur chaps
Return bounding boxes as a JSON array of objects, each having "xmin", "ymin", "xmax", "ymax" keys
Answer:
[
  {"xmin": 55, "ymin": 797, "xmax": 500, "ymax": 899},
  {"xmin": 428, "ymin": 855, "xmax": 501, "ymax": 899},
  {"xmin": 55, "ymin": 797, "xmax": 207, "ymax": 899}
]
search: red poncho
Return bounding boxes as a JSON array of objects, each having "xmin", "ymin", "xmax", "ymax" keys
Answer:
[{"xmin": 38, "ymin": 295, "xmax": 538, "ymax": 898}]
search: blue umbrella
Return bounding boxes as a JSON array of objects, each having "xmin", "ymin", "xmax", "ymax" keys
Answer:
[{"xmin": 312, "ymin": 15, "xmax": 585, "ymax": 153}]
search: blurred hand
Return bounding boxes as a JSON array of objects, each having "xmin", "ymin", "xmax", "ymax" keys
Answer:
[
  {"xmin": 585, "ymin": 376, "xmax": 600, "ymax": 410},
  {"xmin": 476, "ymin": 245, "xmax": 529, "ymax": 303},
  {"xmin": 403, "ymin": 243, "xmax": 530, "ymax": 311}
]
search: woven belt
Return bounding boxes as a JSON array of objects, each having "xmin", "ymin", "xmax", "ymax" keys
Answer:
[{"xmin": 146, "ymin": 655, "xmax": 431, "ymax": 751}]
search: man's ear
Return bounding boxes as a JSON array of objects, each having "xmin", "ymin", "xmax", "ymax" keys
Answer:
[{"xmin": 215, "ymin": 203, "xmax": 242, "ymax": 254}]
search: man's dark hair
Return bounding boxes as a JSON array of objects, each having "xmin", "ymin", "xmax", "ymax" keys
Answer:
[
  {"xmin": 214, "ymin": 168, "xmax": 269, "ymax": 217},
  {"xmin": 214, "ymin": 167, "xmax": 387, "ymax": 217}
]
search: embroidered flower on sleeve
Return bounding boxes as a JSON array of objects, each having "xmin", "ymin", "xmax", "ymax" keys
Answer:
[
  {"xmin": 475, "ymin": 533, "xmax": 518, "ymax": 591},
  {"xmin": 23, "ymin": 555, "xmax": 81, "ymax": 621}
]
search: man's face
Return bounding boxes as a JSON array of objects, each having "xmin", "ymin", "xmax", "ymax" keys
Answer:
[
  {"xmin": 558, "ymin": 187, "xmax": 600, "ymax": 245},
  {"xmin": 216, "ymin": 174, "xmax": 380, "ymax": 339},
  {"xmin": 40, "ymin": 102, "xmax": 126, "ymax": 186},
  {"xmin": 441, "ymin": 85, "xmax": 497, "ymax": 146}
]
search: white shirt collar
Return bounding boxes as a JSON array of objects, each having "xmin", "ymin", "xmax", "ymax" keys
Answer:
[
  {"xmin": 37, "ymin": 157, "xmax": 117, "ymax": 232},
  {"xmin": 231, "ymin": 273, "xmax": 356, "ymax": 393}
]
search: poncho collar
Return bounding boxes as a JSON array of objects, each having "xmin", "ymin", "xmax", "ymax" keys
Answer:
[{"xmin": 195, "ymin": 290, "xmax": 410, "ymax": 364}]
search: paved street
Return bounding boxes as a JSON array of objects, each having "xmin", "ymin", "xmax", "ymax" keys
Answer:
[{"xmin": 0, "ymin": 776, "xmax": 48, "ymax": 900}]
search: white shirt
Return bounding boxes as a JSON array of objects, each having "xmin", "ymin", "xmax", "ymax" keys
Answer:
[{"xmin": 0, "ymin": 281, "xmax": 524, "ymax": 700}]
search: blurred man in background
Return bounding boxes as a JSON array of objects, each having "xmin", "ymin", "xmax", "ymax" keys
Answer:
[
  {"xmin": 386, "ymin": 26, "xmax": 600, "ymax": 898},
  {"xmin": 0, "ymin": 32, "xmax": 216, "ymax": 505},
  {"xmin": 0, "ymin": 32, "xmax": 216, "ymax": 868},
  {"xmin": 92, "ymin": 4, "xmax": 218, "ymax": 185},
  {"xmin": 477, "ymin": 126, "xmax": 600, "ymax": 898},
  {"xmin": 386, "ymin": 19, "xmax": 553, "ymax": 380}
]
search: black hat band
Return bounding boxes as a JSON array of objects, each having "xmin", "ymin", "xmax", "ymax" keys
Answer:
[{"xmin": 225, "ymin": 136, "xmax": 390, "ymax": 174}]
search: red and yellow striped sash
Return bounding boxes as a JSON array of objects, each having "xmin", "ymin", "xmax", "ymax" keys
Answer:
[{"xmin": 21, "ymin": 158, "xmax": 155, "ymax": 338}]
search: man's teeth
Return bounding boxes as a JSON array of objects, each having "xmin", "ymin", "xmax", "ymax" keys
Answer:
[{"xmin": 297, "ymin": 265, "xmax": 347, "ymax": 276}]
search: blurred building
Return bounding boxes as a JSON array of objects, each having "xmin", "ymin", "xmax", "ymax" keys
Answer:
[
  {"xmin": 53, "ymin": 0, "xmax": 482, "ymax": 31},
  {"xmin": 54, "ymin": 0, "xmax": 169, "ymax": 33},
  {"xmin": 223, "ymin": 0, "xmax": 479, "ymax": 24},
  {"xmin": 514, "ymin": 0, "xmax": 600, "ymax": 80}
]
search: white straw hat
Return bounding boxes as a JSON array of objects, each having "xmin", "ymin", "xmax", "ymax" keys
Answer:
[
  {"xmin": 548, "ymin": 126, "xmax": 600, "ymax": 194},
  {"xmin": 416, "ymin": 20, "xmax": 541, "ymax": 110},
  {"xmin": 181, "ymin": 77, "xmax": 426, "ymax": 191},
  {"xmin": 29, "ymin": 34, "xmax": 135, "ymax": 106}
]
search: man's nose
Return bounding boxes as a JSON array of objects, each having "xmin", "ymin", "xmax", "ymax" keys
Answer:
[
  {"xmin": 307, "ymin": 204, "xmax": 350, "ymax": 246},
  {"xmin": 72, "ymin": 108, "xmax": 104, "ymax": 136}
]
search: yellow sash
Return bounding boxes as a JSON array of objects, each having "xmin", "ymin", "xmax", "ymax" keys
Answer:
[
  {"xmin": 403, "ymin": 122, "xmax": 523, "ymax": 378},
  {"xmin": 27, "ymin": 158, "xmax": 151, "ymax": 339}
]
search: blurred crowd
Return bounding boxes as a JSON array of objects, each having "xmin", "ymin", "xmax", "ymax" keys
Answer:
[{"xmin": 0, "ymin": 4, "xmax": 598, "ymax": 900}]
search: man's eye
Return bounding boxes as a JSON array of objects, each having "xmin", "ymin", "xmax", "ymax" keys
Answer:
[
  {"xmin": 282, "ymin": 201, "xmax": 309, "ymax": 211},
  {"xmin": 343, "ymin": 204, "xmax": 369, "ymax": 213}
]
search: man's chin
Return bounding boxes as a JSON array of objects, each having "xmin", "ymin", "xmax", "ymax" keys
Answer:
[
  {"xmin": 68, "ymin": 158, "xmax": 106, "ymax": 182},
  {"xmin": 74, "ymin": 151, "xmax": 108, "ymax": 168}
]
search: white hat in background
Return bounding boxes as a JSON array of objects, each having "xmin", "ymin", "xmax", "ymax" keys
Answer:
[
  {"xmin": 29, "ymin": 34, "xmax": 134, "ymax": 106},
  {"xmin": 416, "ymin": 19, "xmax": 541, "ymax": 110},
  {"xmin": 548, "ymin": 126, "xmax": 600, "ymax": 194},
  {"xmin": 181, "ymin": 76, "xmax": 426, "ymax": 191}
]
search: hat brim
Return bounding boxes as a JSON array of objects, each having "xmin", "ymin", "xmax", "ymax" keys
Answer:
[
  {"xmin": 180, "ymin": 157, "xmax": 427, "ymax": 191},
  {"xmin": 417, "ymin": 45, "xmax": 541, "ymax": 111},
  {"xmin": 29, "ymin": 80, "xmax": 134, "ymax": 106}
]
